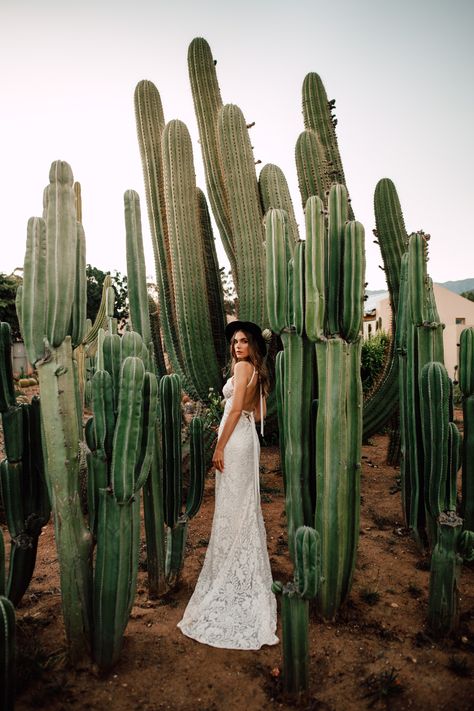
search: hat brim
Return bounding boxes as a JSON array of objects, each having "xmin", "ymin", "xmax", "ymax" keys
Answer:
[{"xmin": 225, "ymin": 320, "xmax": 267, "ymax": 356}]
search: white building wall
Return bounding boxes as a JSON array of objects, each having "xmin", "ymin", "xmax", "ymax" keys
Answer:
[{"xmin": 374, "ymin": 285, "xmax": 474, "ymax": 379}]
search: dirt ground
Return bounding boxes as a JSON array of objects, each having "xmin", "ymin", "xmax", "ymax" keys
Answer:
[{"xmin": 1, "ymin": 391, "xmax": 473, "ymax": 711}]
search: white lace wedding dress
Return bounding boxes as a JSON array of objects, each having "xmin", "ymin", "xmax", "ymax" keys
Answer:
[{"xmin": 177, "ymin": 375, "xmax": 279, "ymax": 650}]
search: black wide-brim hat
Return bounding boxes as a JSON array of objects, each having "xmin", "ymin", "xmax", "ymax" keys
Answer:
[{"xmin": 224, "ymin": 320, "xmax": 267, "ymax": 357}]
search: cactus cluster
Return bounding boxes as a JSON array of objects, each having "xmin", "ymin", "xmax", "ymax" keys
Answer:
[
  {"xmin": 0, "ymin": 322, "xmax": 50, "ymax": 606},
  {"xmin": 266, "ymin": 184, "xmax": 364, "ymax": 686},
  {"xmin": 85, "ymin": 331, "xmax": 158, "ymax": 669}
]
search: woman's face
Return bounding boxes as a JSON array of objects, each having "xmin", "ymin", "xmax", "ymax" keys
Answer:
[{"xmin": 232, "ymin": 331, "xmax": 251, "ymax": 361}]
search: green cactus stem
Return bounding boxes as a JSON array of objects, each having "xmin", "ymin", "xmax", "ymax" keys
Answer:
[
  {"xmin": 272, "ymin": 526, "xmax": 321, "ymax": 696},
  {"xmin": 160, "ymin": 375, "xmax": 205, "ymax": 586},
  {"xmin": 458, "ymin": 327, "xmax": 474, "ymax": 530},
  {"xmin": 363, "ymin": 179, "xmax": 408, "ymax": 440},
  {"xmin": 0, "ymin": 323, "xmax": 50, "ymax": 606},
  {"xmin": 37, "ymin": 337, "xmax": 92, "ymax": 660},
  {"xmin": 0, "ymin": 594, "xmax": 15, "ymax": 711},
  {"xmin": 428, "ymin": 511, "xmax": 463, "ymax": 637},
  {"xmin": 398, "ymin": 233, "xmax": 444, "ymax": 548},
  {"xmin": 91, "ymin": 352, "xmax": 158, "ymax": 670}
]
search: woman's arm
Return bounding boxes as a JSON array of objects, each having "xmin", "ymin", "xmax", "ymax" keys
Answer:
[{"xmin": 212, "ymin": 361, "xmax": 252, "ymax": 472}]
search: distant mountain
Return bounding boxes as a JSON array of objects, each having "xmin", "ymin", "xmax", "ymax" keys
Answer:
[
  {"xmin": 437, "ymin": 278, "xmax": 474, "ymax": 295},
  {"xmin": 366, "ymin": 279, "xmax": 474, "ymax": 297}
]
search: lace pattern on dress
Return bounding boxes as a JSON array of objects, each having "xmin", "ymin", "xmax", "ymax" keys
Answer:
[{"xmin": 177, "ymin": 377, "xmax": 278, "ymax": 649}]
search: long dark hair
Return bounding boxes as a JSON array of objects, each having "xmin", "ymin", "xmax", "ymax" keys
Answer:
[{"xmin": 229, "ymin": 329, "xmax": 270, "ymax": 400}]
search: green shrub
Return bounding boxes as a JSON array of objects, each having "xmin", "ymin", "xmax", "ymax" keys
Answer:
[{"xmin": 361, "ymin": 331, "xmax": 391, "ymax": 393}]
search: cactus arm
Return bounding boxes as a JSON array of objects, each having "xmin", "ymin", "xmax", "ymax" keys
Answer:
[
  {"xmin": 185, "ymin": 417, "xmax": 205, "ymax": 519},
  {"xmin": 187, "ymin": 37, "xmax": 236, "ymax": 274},
  {"xmin": 458, "ymin": 328, "xmax": 474, "ymax": 529},
  {"xmin": 133, "ymin": 371, "xmax": 159, "ymax": 492},
  {"xmin": 428, "ymin": 511, "xmax": 463, "ymax": 637},
  {"xmin": 162, "ymin": 119, "xmax": 222, "ymax": 398},
  {"xmin": 265, "ymin": 209, "xmax": 289, "ymax": 333},
  {"xmin": 258, "ymin": 164, "xmax": 299, "ymax": 246},
  {"xmin": 101, "ymin": 333, "xmax": 122, "ymax": 412},
  {"xmin": 196, "ymin": 187, "xmax": 228, "ymax": 372},
  {"xmin": 295, "ymin": 526, "xmax": 321, "ymax": 599},
  {"xmin": 295, "ymin": 129, "xmax": 329, "ymax": 209},
  {"xmin": 0, "ymin": 324, "xmax": 16, "ymax": 410},
  {"xmin": 304, "ymin": 196, "xmax": 325, "ymax": 342},
  {"xmin": 0, "ymin": 532, "xmax": 5, "ymax": 595},
  {"xmin": 340, "ymin": 221, "xmax": 364, "ymax": 342},
  {"xmin": 161, "ymin": 374, "xmax": 183, "ymax": 528},
  {"xmin": 134, "ymin": 80, "xmax": 188, "ymax": 381},
  {"xmin": 110, "ymin": 357, "xmax": 145, "ymax": 503},
  {"xmin": 71, "ymin": 222, "xmax": 87, "ymax": 348},
  {"xmin": 91, "ymin": 370, "xmax": 115, "ymax": 463},
  {"xmin": 302, "ymin": 73, "xmax": 349, "ymax": 202},
  {"xmin": 326, "ymin": 185, "xmax": 349, "ymax": 336},
  {"xmin": 446, "ymin": 421, "xmax": 461, "ymax": 512},
  {"xmin": 314, "ymin": 338, "xmax": 349, "ymax": 618},
  {"xmin": 217, "ymin": 104, "xmax": 266, "ymax": 325},
  {"xmin": 21, "ymin": 217, "xmax": 47, "ymax": 364},
  {"xmin": 45, "ymin": 161, "xmax": 78, "ymax": 347},
  {"xmin": 83, "ymin": 275, "xmax": 113, "ymax": 347},
  {"xmin": 124, "ymin": 190, "xmax": 152, "ymax": 346}
]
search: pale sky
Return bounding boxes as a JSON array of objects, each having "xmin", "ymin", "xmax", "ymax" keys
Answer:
[{"xmin": 1, "ymin": 0, "xmax": 473, "ymax": 291}]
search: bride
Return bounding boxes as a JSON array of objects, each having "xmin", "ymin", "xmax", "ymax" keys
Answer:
[{"xmin": 177, "ymin": 320, "xmax": 279, "ymax": 650}]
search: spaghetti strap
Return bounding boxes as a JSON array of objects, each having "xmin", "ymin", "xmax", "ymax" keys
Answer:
[{"xmin": 246, "ymin": 367, "xmax": 256, "ymax": 388}]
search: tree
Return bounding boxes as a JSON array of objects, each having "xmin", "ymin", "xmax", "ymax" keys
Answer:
[
  {"xmin": 0, "ymin": 272, "xmax": 22, "ymax": 340},
  {"xmin": 461, "ymin": 290, "xmax": 474, "ymax": 302},
  {"xmin": 86, "ymin": 265, "xmax": 128, "ymax": 327}
]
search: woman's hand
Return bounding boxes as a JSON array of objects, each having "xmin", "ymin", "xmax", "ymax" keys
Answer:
[{"xmin": 212, "ymin": 446, "xmax": 225, "ymax": 472}]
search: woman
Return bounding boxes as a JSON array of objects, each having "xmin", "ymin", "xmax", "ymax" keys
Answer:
[{"xmin": 177, "ymin": 320, "xmax": 278, "ymax": 649}]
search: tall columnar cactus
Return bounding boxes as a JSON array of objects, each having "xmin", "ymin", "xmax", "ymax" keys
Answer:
[
  {"xmin": 305, "ymin": 186, "xmax": 364, "ymax": 618},
  {"xmin": 134, "ymin": 80, "xmax": 227, "ymax": 400},
  {"xmin": 363, "ymin": 178, "xmax": 408, "ymax": 440},
  {"xmin": 398, "ymin": 233, "xmax": 444, "ymax": 548},
  {"xmin": 188, "ymin": 37, "xmax": 290, "ymax": 327},
  {"xmin": 265, "ymin": 210, "xmax": 314, "ymax": 558},
  {"xmin": 124, "ymin": 189, "xmax": 167, "ymax": 597},
  {"xmin": 458, "ymin": 327, "xmax": 474, "ymax": 530},
  {"xmin": 272, "ymin": 526, "xmax": 321, "ymax": 695},
  {"xmin": 86, "ymin": 335, "xmax": 158, "ymax": 670},
  {"xmin": 420, "ymin": 362, "xmax": 461, "ymax": 544},
  {"xmin": 18, "ymin": 161, "xmax": 92, "ymax": 660},
  {"xmin": 160, "ymin": 374, "xmax": 205, "ymax": 587},
  {"xmin": 0, "ymin": 322, "xmax": 50, "ymax": 605},
  {"xmin": 266, "ymin": 185, "xmax": 365, "ymax": 620},
  {"xmin": 420, "ymin": 361, "xmax": 474, "ymax": 636}
]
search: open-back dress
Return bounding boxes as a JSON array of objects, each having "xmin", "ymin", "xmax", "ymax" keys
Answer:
[{"xmin": 177, "ymin": 372, "xmax": 278, "ymax": 649}]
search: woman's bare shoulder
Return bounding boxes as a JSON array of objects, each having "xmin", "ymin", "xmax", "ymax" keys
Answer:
[{"xmin": 234, "ymin": 361, "xmax": 254, "ymax": 378}]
